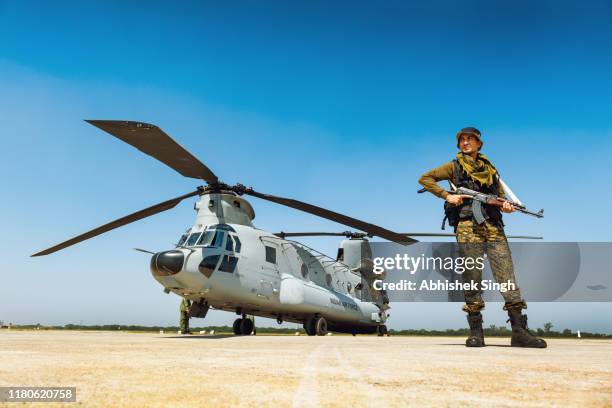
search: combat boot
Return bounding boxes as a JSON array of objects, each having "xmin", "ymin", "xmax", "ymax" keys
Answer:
[
  {"xmin": 507, "ymin": 309, "xmax": 547, "ymax": 348},
  {"xmin": 466, "ymin": 312, "xmax": 485, "ymax": 347}
]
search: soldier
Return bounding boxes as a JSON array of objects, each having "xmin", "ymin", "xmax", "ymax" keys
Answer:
[
  {"xmin": 419, "ymin": 127, "xmax": 546, "ymax": 348},
  {"xmin": 179, "ymin": 297, "xmax": 191, "ymax": 334}
]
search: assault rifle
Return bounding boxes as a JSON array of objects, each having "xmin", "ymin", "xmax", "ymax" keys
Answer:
[
  {"xmin": 452, "ymin": 186, "xmax": 543, "ymax": 224},
  {"xmin": 417, "ymin": 186, "xmax": 544, "ymax": 225}
]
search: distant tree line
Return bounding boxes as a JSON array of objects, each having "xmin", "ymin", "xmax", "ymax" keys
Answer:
[
  {"xmin": 388, "ymin": 324, "xmax": 612, "ymax": 338},
  {"xmin": 3, "ymin": 323, "xmax": 611, "ymax": 338}
]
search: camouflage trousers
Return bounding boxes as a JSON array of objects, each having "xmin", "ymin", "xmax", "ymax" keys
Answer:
[
  {"xmin": 456, "ymin": 220, "xmax": 525, "ymax": 313},
  {"xmin": 179, "ymin": 298, "xmax": 191, "ymax": 332},
  {"xmin": 179, "ymin": 312, "xmax": 189, "ymax": 332}
]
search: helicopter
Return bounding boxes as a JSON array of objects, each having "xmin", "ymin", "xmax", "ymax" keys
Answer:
[{"xmin": 32, "ymin": 120, "xmax": 424, "ymax": 336}]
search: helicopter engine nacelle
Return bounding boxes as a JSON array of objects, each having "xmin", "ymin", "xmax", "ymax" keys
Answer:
[
  {"xmin": 340, "ymin": 238, "xmax": 385, "ymax": 279},
  {"xmin": 339, "ymin": 239, "xmax": 372, "ymax": 270},
  {"xmin": 340, "ymin": 239, "xmax": 388, "ymax": 308}
]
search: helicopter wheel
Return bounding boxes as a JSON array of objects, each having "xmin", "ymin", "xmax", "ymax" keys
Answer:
[
  {"xmin": 314, "ymin": 317, "xmax": 327, "ymax": 336},
  {"xmin": 377, "ymin": 325, "xmax": 388, "ymax": 337},
  {"xmin": 233, "ymin": 318, "xmax": 243, "ymax": 335},
  {"xmin": 303, "ymin": 318, "xmax": 316, "ymax": 336},
  {"xmin": 240, "ymin": 317, "xmax": 254, "ymax": 335}
]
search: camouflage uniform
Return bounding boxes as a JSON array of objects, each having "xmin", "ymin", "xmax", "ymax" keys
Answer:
[
  {"xmin": 419, "ymin": 126, "xmax": 546, "ymax": 348},
  {"xmin": 179, "ymin": 298, "xmax": 191, "ymax": 334},
  {"xmin": 419, "ymin": 158, "xmax": 526, "ymax": 314},
  {"xmin": 456, "ymin": 219, "xmax": 524, "ymax": 313}
]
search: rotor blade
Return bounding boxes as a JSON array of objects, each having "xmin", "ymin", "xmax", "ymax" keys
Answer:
[
  {"xmin": 275, "ymin": 231, "xmax": 447, "ymax": 238},
  {"xmin": 400, "ymin": 232, "xmax": 543, "ymax": 239},
  {"xmin": 86, "ymin": 120, "xmax": 218, "ymax": 183},
  {"xmin": 31, "ymin": 189, "xmax": 201, "ymax": 257},
  {"xmin": 274, "ymin": 232, "xmax": 359, "ymax": 238},
  {"xmin": 241, "ymin": 188, "xmax": 415, "ymax": 245},
  {"xmin": 401, "ymin": 232, "xmax": 456, "ymax": 237},
  {"xmin": 400, "ymin": 233, "xmax": 543, "ymax": 239},
  {"xmin": 274, "ymin": 231, "xmax": 543, "ymax": 240}
]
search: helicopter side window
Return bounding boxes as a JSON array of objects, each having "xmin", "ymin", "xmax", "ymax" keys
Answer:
[
  {"xmin": 233, "ymin": 236, "xmax": 241, "ymax": 253},
  {"xmin": 199, "ymin": 255, "xmax": 221, "ymax": 278},
  {"xmin": 218, "ymin": 255, "xmax": 238, "ymax": 273},
  {"xmin": 265, "ymin": 246, "xmax": 276, "ymax": 264},
  {"xmin": 225, "ymin": 235, "xmax": 234, "ymax": 252},
  {"xmin": 185, "ymin": 232, "xmax": 202, "ymax": 247},
  {"xmin": 301, "ymin": 263, "xmax": 308, "ymax": 278}
]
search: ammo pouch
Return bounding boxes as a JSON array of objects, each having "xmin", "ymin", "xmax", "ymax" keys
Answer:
[{"xmin": 442, "ymin": 201, "xmax": 460, "ymax": 231}]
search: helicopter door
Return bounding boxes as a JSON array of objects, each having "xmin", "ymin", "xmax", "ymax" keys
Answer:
[{"xmin": 259, "ymin": 242, "xmax": 280, "ymax": 299}]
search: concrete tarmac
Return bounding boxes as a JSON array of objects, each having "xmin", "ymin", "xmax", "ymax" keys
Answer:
[{"xmin": 0, "ymin": 330, "xmax": 610, "ymax": 407}]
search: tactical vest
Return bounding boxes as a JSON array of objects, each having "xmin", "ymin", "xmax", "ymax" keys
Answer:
[{"xmin": 442, "ymin": 159, "xmax": 503, "ymax": 230}]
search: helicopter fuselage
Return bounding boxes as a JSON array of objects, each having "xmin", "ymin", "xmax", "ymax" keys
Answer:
[{"xmin": 149, "ymin": 192, "xmax": 386, "ymax": 332}]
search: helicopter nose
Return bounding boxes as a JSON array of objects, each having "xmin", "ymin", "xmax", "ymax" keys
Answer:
[{"xmin": 150, "ymin": 250, "xmax": 185, "ymax": 276}]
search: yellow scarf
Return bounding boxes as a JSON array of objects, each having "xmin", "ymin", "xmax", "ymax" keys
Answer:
[{"xmin": 456, "ymin": 152, "xmax": 497, "ymax": 186}]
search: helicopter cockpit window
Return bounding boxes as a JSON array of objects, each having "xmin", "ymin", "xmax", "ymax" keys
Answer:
[
  {"xmin": 185, "ymin": 232, "xmax": 202, "ymax": 247},
  {"xmin": 197, "ymin": 230, "xmax": 225, "ymax": 247},
  {"xmin": 225, "ymin": 235, "xmax": 234, "ymax": 252},
  {"xmin": 233, "ymin": 236, "xmax": 242, "ymax": 253},
  {"xmin": 219, "ymin": 255, "xmax": 238, "ymax": 273},
  {"xmin": 177, "ymin": 234, "xmax": 188, "ymax": 247},
  {"xmin": 199, "ymin": 255, "xmax": 221, "ymax": 277}
]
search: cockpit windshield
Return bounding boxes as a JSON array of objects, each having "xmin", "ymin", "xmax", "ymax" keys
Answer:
[
  {"xmin": 177, "ymin": 233, "xmax": 188, "ymax": 247},
  {"xmin": 185, "ymin": 232, "xmax": 202, "ymax": 247},
  {"xmin": 197, "ymin": 230, "xmax": 225, "ymax": 247}
]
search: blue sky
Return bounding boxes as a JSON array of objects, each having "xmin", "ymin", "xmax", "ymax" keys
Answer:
[{"xmin": 1, "ymin": 1, "xmax": 611, "ymax": 332}]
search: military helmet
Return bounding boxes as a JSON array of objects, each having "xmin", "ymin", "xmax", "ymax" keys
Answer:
[{"xmin": 456, "ymin": 127, "xmax": 483, "ymax": 149}]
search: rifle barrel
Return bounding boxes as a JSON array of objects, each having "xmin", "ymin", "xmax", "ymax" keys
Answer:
[{"xmin": 516, "ymin": 207, "xmax": 544, "ymax": 218}]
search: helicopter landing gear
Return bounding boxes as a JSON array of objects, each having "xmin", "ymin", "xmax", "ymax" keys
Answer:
[
  {"xmin": 314, "ymin": 317, "xmax": 327, "ymax": 336},
  {"xmin": 240, "ymin": 318, "xmax": 254, "ymax": 335},
  {"xmin": 303, "ymin": 318, "xmax": 316, "ymax": 336},
  {"xmin": 232, "ymin": 317, "xmax": 255, "ymax": 335},
  {"xmin": 304, "ymin": 316, "xmax": 327, "ymax": 336},
  {"xmin": 232, "ymin": 318, "xmax": 242, "ymax": 335},
  {"xmin": 377, "ymin": 325, "xmax": 388, "ymax": 337}
]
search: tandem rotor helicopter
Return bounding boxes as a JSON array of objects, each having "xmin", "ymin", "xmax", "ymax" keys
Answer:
[{"xmin": 33, "ymin": 120, "xmax": 421, "ymax": 336}]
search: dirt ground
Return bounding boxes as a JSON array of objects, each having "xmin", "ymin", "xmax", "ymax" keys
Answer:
[{"xmin": 0, "ymin": 330, "xmax": 610, "ymax": 407}]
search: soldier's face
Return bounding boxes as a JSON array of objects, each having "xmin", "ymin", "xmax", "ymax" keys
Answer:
[{"xmin": 459, "ymin": 134, "xmax": 482, "ymax": 155}]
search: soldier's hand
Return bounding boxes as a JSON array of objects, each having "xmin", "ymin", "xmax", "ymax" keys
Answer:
[
  {"xmin": 501, "ymin": 201, "xmax": 515, "ymax": 213},
  {"xmin": 445, "ymin": 194, "xmax": 465, "ymax": 206}
]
